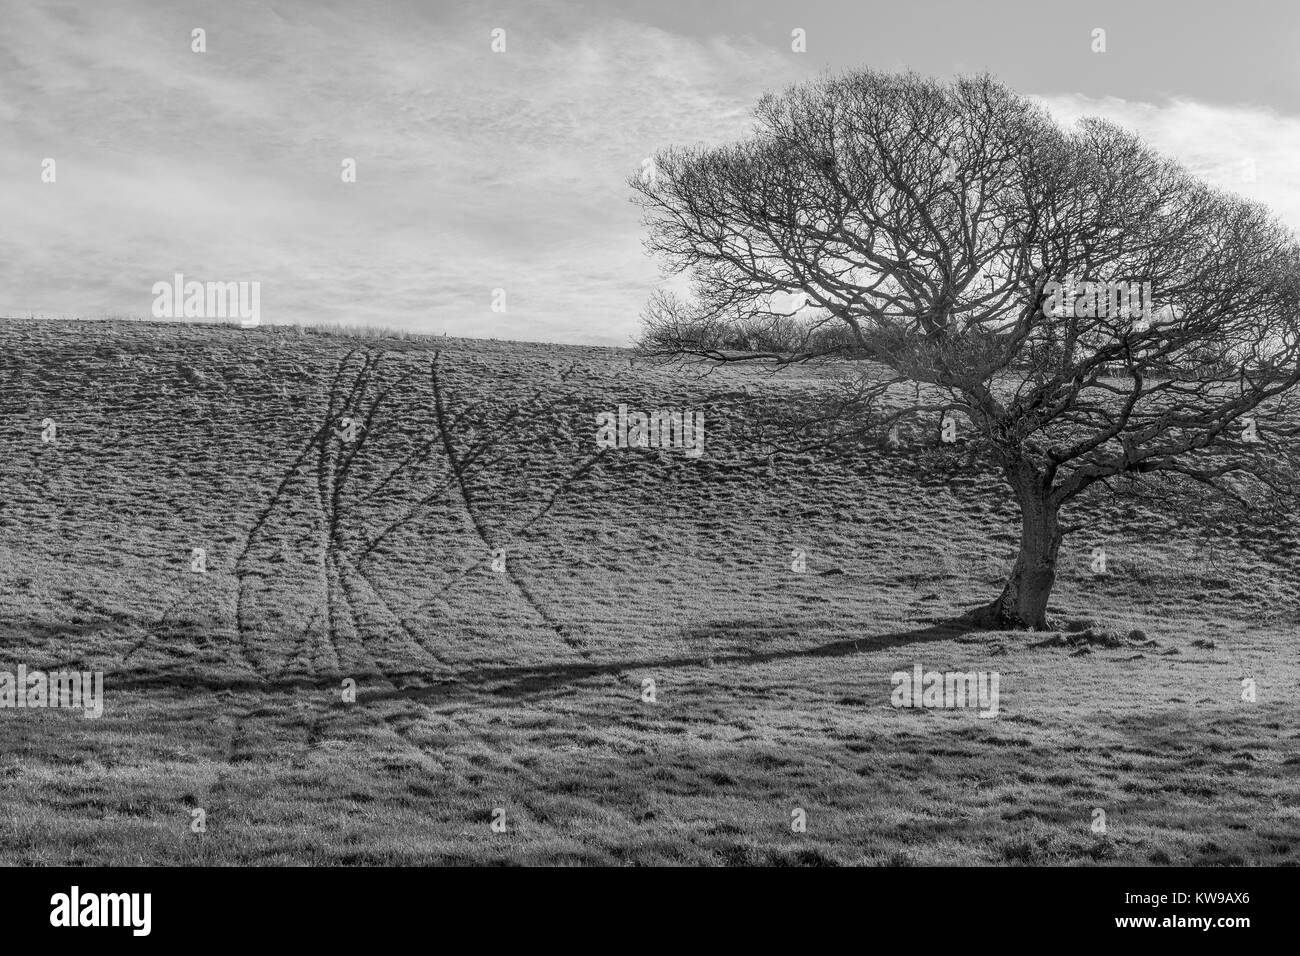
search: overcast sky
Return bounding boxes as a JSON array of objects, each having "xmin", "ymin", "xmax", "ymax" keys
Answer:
[{"xmin": 2, "ymin": 0, "xmax": 1297, "ymax": 344}]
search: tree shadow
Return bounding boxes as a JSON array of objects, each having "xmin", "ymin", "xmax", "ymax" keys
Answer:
[
  {"xmin": 8, "ymin": 610, "xmax": 994, "ymax": 705},
  {"xmin": 375, "ymin": 611, "xmax": 988, "ymax": 704}
]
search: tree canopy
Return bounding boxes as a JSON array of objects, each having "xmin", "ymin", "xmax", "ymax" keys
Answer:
[{"xmin": 632, "ymin": 70, "xmax": 1300, "ymax": 629}]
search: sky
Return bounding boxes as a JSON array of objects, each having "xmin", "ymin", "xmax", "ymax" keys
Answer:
[{"xmin": 2, "ymin": 0, "xmax": 1298, "ymax": 345}]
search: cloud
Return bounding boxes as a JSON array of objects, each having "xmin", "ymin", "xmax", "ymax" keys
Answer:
[
  {"xmin": 0, "ymin": 0, "xmax": 795, "ymax": 344},
  {"xmin": 1038, "ymin": 94, "xmax": 1300, "ymax": 232},
  {"xmin": 2, "ymin": 3, "xmax": 1294, "ymax": 345}
]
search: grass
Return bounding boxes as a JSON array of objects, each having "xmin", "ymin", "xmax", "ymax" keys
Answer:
[{"xmin": 1, "ymin": 316, "xmax": 1297, "ymax": 865}]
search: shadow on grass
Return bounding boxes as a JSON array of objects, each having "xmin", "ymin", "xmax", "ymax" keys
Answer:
[{"xmin": 31, "ymin": 612, "xmax": 987, "ymax": 702}]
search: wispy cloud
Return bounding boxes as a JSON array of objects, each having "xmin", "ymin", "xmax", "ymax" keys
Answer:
[
  {"xmin": 1041, "ymin": 94, "xmax": 1300, "ymax": 231},
  {"xmin": 0, "ymin": 0, "xmax": 793, "ymax": 343},
  {"xmin": 1, "ymin": 1, "xmax": 1295, "ymax": 344}
]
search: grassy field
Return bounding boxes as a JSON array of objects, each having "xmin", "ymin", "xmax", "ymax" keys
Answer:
[{"xmin": 1, "ymin": 317, "xmax": 1297, "ymax": 865}]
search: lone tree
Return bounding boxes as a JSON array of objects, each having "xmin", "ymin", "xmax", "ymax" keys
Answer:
[{"xmin": 632, "ymin": 70, "xmax": 1300, "ymax": 629}]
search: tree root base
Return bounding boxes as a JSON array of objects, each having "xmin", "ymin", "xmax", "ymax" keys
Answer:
[{"xmin": 964, "ymin": 601, "xmax": 1052, "ymax": 632}]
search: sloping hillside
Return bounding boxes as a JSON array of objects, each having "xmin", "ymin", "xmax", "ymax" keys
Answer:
[{"xmin": 1, "ymin": 318, "xmax": 1296, "ymax": 864}]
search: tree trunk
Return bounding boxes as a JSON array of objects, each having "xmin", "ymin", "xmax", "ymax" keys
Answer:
[{"xmin": 976, "ymin": 465, "xmax": 1063, "ymax": 630}]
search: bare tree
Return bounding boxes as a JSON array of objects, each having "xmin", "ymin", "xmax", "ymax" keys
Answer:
[{"xmin": 632, "ymin": 70, "xmax": 1300, "ymax": 630}]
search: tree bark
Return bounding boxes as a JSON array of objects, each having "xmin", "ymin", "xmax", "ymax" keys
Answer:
[{"xmin": 976, "ymin": 464, "xmax": 1063, "ymax": 630}]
